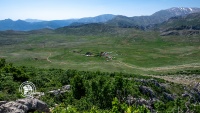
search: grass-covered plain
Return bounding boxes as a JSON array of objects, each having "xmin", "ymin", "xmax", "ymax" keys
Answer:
[{"xmin": 0, "ymin": 29, "xmax": 200, "ymax": 75}]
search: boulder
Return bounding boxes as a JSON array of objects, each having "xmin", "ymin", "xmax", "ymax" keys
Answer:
[
  {"xmin": 49, "ymin": 85, "xmax": 71, "ymax": 96},
  {"xmin": 0, "ymin": 101, "xmax": 7, "ymax": 106},
  {"xmin": 49, "ymin": 89, "xmax": 61, "ymax": 95},
  {"xmin": 0, "ymin": 98, "xmax": 50, "ymax": 113},
  {"xmin": 62, "ymin": 85, "xmax": 71, "ymax": 90}
]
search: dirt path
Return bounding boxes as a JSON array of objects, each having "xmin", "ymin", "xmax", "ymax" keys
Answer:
[
  {"xmin": 147, "ymin": 63, "xmax": 200, "ymax": 71},
  {"xmin": 115, "ymin": 61, "xmax": 200, "ymax": 85},
  {"xmin": 114, "ymin": 61, "xmax": 148, "ymax": 71},
  {"xmin": 59, "ymin": 62, "xmax": 67, "ymax": 65},
  {"xmin": 147, "ymin": 75, "xmax": 195, "ymax": 85},
  {"xmin": 47, "ymin": 53, "xmax": 52, "ymax": 63},
  {"xmin": 116, "ymin": 61, "xmax": 200, "ymax": 72}
]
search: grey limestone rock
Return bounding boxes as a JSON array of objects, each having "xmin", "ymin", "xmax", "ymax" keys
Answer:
[{"xmin": 0, "ymin": 98, "xmax": 50, "ymax": 113}]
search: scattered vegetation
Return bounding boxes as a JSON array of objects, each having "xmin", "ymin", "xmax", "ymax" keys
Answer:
[{"xmin": 0, "ymin": 58, "xmax": 200, "ymax": 112}]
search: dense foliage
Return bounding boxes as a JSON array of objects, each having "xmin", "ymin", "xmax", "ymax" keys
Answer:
[{"xmin": 0, "ymin": 58, "xmax": 200, "ymax": 112}]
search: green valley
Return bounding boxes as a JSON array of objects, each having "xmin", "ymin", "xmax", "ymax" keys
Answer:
[
  {"xmin": 0, "ymin": 27, "xmax": 199, "ymax": 75},
  {"xmin": 1, "ymin": 9, "xmax": 200, "ymax": 113}
]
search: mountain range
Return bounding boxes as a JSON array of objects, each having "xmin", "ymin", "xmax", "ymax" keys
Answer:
[
  {"xmin": 106, "ymin": 7, "xmax": 200, "ymax": 28},
  {"xmin": 55, "ymin": 12, "xmax": 200, "ymax": 36},
  {"xmin": 0, "ymin": 7, "xmax": 200, "ymax": 31},
  {"xmin": 0, "ymin": 14, "xmax": 116, "ymax": 31}
]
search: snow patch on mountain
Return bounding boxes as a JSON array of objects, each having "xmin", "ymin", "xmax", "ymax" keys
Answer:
[{"xmin": 167, "ymin": 7, "xmax": 200, "ymax": 15}]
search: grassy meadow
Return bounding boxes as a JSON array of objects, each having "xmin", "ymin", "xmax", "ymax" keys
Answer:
[{"xmin": 0, "ymin": 29, "xmax": 200, "ymax": 75}]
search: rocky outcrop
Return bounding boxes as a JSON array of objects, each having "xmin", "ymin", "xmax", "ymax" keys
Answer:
[
  {"xmin": 135, "ymin": 79, "xmax": 167, "ymax": 90},
  {"xmin": 0, "ymin": 85, "xmax": 71, "ymax": 113},
  {"xmin": 182, "ymin": 91, "xmax": 190, "ymax": 97},
  {"xmin": 139, "ymin": 86, "xmax": 156, "ymax": 98},
  {"xmin": 126, "ymin": 95, "xmax": 158, "ymax": 110},
  {"xmin": 163, "ymin": 92, "xmax": 175, "ymax": 101},
  {"xmin": 49, "ymin": 85, "xmax": 71, "ymax": 95},
  {"xmin": 0, "ymin": 98, "xmax": 50, "ymax": 113},
  {"xmin": 182, "ymin": 82, "xmax": 200, "ymax": 102}
]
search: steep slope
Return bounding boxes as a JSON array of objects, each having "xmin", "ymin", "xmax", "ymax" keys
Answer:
[
  {"xmin": 107, "ymin": 7, "xmax": 200, "ymax": 27},
  {"xmin": 159, "ymin": 12, "xmax": 200, "ymax": 36}
]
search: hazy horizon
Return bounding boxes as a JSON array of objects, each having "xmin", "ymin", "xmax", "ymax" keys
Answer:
[{"xmin": 1, "ymin": 0, "xmax": 200, "ymax": 21}]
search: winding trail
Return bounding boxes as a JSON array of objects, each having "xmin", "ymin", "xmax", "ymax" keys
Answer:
[
  {"xmin": 147, "ymin": 75, "xmax": 195, "ymax": 85},
  {"xmin": 115, "ymin": 61, "xmax": 200, "ymax": 72},
  {"xmin": 114, "ymin": 61, "xmax": 200, "ymax": 85},
  {"xmin": 47, "ymin": 53, "xmax": 52, "ymax": 63}
]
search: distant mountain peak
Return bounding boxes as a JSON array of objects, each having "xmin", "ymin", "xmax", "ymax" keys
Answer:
[
  {"xmin": 4, "ymin": 19, "xmax": 13, "ymax": 22},
  {"xmin": 151, "ymin": 7, "xmax": 200, "ymax": 20},
  {"xmin": 166, "ymin": 7, "xmax": 200, "ymax": 14}
]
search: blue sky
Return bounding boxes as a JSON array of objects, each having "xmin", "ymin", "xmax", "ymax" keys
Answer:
[{"xmin": 1, "ymin": 0, "xmax": 200, "ymax": 20}]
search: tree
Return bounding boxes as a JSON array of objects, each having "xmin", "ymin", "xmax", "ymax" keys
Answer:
[
  {"xmin": 72, "ymin": 75, "xmax": 86, "ymax": 99},
  {"xmin": 0, "ymin": 58, "xmax": 6, "ymax": 68}
]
